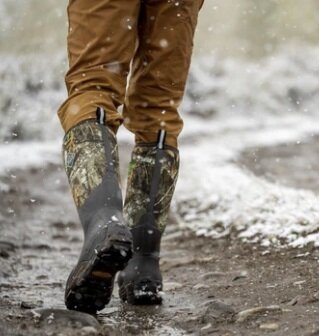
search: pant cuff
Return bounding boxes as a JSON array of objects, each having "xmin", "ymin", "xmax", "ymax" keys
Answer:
[
  {"xmin": 135, "ymin": 131, "xmax": 178, "ymax": 149},
  {"xmin": 57, "ymin": 93, "xmax": 123, "ymax": 135}
]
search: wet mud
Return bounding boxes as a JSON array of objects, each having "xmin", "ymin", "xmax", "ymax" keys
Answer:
[{"xmin": 1, "ymin": 140, "xmax": 319, "ymax": 335}]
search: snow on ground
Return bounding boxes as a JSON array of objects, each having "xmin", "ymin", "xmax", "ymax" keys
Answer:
[
  {"xmin": 173, "ymin": 45, "xmax": 319, "ymax": 248},
  {"xmin": 2, "ymin": 45, "xmax": 319, "ymax": 248},
  {"xmin": 0, "ymin": 141, "xmax": 61, "ymax": 174},
  {"xmin": 176, "ymin": 116, "xmax": 319, "ymax": 248}
]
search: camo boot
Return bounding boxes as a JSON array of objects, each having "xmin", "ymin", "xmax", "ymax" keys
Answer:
[
  {"xmin": 63, "ymin": 107, "xmax": 132, "ymax": 313},
  {"xmin": 118, "ymin": 130, "xmax": 179, "ymax": 305}
]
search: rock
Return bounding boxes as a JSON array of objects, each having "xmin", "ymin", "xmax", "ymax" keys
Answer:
[
  {"xmin": 193, "ymin": 283, "xmax": 209, "ymax": 290},
  {"xmin": 81, "ymin": 326, "xmax": 98, "ymax": 335},
  {"xmin": 232, "ymin": 271, "xmax": 248, "ymax": 281},
  {"xmin": 0, "ymin": 241, "xmax": 16, "ymax": 258},
  {"xmin": 259, "ymin": 323, "xmax": 279, "ymax": 331},
  {"xmin": 199, "ymin": 272, "xmax": 226, "ymax": 280},
  {"xmin": 31, "ymin": 309, "xmax": 100, "ymax": 330},
  {"xmin": 287, "ymin": 292, "xmax": 319, "ymax": 306},
  {"xmin": 293, "ymin": 280, "xmax": 306, "ymax": 286},
  {"xmin": 164, "ymin": 282, "xmax": 183, "ymax": 291},
  {"xmin": 201, "ymin": 323, "xmax": 212, "ymax": 331},
  {"xmin": 200, "ymin": 323, "xmax": 216, "ymax": 334},
  {"xmin": 102, "ymin": 307, "xmax": 118, "ymax": 315},
  {"xmin": 20, "ymin": 301, "xmax": 37, "ymax": 309},
  {"xmin": 196, "ymin": 256, "xmax": 216, "ymax": 264},
  {"xmin": 236, "ymin": 305, "xmax": 282, "ymax": 323}
]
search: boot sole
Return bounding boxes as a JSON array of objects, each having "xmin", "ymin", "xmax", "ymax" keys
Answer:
[
  {"xmin": 65, "ymin": 241, "xmax": 132, "ymax": 314},
  {"xmin": 119, "ymin": 279, "xmax": 163, "ymax": 305}
]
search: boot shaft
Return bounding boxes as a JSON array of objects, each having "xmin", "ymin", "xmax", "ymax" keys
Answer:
[
  {"xmin": 63, "ymin": 120, "xmax": 121, "ymax": 208},
  {"xmin": 63, "ymin": 110, "xmax": 123, "ymax": 236},
  {"xmin": 124, "ymin": 131, "xmax": 180, "ymax": 255}
]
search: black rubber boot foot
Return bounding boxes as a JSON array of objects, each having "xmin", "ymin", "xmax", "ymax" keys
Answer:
[
  {"xmin": 65, "ymin": 239, "xmax": 132, "ymax": 314},
  {"xmin": 118, "ymin": 255, "xmax": 163, "ymax": 306},
  {"xmin": 119, "ymin": 278, "xmax": 163, "ymax": 305}
]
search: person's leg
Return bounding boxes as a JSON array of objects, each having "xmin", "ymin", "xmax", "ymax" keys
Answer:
[
  {"xmin": 58, "ymin": 0, "xmax": 140, "ymax": 134},
  {"xmin": 123, "ymin": 0, "xmax": 205, "ymax": 148},
  {"xmin": 59, "ymin": 0, "xmax": 140, "ymax": 313},
  {"xmin": 119, "ymin": 0, "xmax": 204, "ymax": 304}
]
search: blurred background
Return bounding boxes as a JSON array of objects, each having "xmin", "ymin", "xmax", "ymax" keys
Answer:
[
  {"xmin": 1, "ymin": 0, "xmax": 319, "ymax": 143},
  {"xmin": 2, "ymin": 0, "xmax": 319, "ymax": 57}
]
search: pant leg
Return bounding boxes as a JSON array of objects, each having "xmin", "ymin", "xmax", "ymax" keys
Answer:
[
  {"xmin": 58, "ymin": 0, "xmax": 140, "ymax": 134},
  {"xmin": 123, "ymin": 0, "xmax": 204, "ymax": 148}
]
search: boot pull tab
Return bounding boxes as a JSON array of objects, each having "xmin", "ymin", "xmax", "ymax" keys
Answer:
[
  {"xmin": 96, "ymin": 106, "xmax": 106, "ymax": 125},
  {"xmin": 156, "ymin": 129, "xmax": 166, "ymax": 150}
]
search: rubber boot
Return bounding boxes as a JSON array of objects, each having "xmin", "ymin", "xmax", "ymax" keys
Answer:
[
  {"xmin": 63, "ymin": 107, "xmax": 132, "ymax": 313},
  {"xmin": 118, "ymin": 130, "xmax": 179, "ymax": 305}
]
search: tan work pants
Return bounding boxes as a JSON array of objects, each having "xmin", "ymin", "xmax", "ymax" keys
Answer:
[{"xmin": 58, "ymin": 0, "xmax": 204, "ymax": 148}]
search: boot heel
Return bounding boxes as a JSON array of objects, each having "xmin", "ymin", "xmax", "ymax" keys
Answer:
[
  {"xmin": 65, "ymin": 221, "xmax": 133, "ymax": 314},
  {"xmin": 120, "ymin": 278, "xmax": 163, "ymax": 305},
  {"xmin": 65, "ymin": 238, "xmax": 132, "ymax": 314}
]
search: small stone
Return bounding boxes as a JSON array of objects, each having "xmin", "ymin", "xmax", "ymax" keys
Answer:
[
  {"xmin": 259, "ymin": 323, "xmax": 279, "ymax": 331},
  {"xmin": 164, "ymin": 282, "xmax": 183, "ymax": 291},
  {"xmin": 20, "ymin": 301, "xmax": 37, "ymax": 309},
  {"xmin": 102, "ymin": 307, "xmax": 118, "ymax": 314},
  {"xmin": 287, "ymin": 292, "xmax": 319, "ymax": 306},
  {"xmin": 201, "ymin": 323, "xmax": 213, "ymax": 332},
  {"xmin": 0, "ymin": 241, "xmax": 16, "ymax": 258},
  {"xmin": 193, "ymin": 283, "xmax": 209, "ymax": 290},
  {"xmin": 232, "ymin": 271, "xmax": 248, "ymax": 281},
  {"xmin": 201, "ymin": 323, "xmax": 212, "ymax": 330},
  {"xmin": 33, "ymin": 309, "xmax": 100, "ymax": 330},
  {"xmin": 199, "ymin": 272, "xmax": 225, "ymax": 280},
  {"xmin": 236, "ymin": 305, "xmax": 282, "ymax": 323},
  {"xmin": 196, "ymin": 256, "xmax": 216, "ymax": 263},
  {"xmin": 293, "ymin": 280, "xmax": 306, "ymax": 286},
  {"xmin": 81, "ymin": 326, "xmax": 98, "ymax": 335}
]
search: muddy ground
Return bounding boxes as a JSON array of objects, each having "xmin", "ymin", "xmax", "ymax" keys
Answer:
[{"xmin": 1, "ymin": 139, "xmax": 319, "ymax": 336}]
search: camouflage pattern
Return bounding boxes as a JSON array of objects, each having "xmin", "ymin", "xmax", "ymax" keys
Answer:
[
  {"xmin": 63, "ymin": 120, "xmax": 120, "ymax": 208},
  {"xmin": 124, "ymin": 145, "xmax": 180, "ymax": 232}
]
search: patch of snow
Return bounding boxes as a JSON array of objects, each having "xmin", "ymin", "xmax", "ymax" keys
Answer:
[
  {"xmin": 0, "ymin": 141, "xmax": 61, "ymax": 174},
  {"xmin": 175, "ymin": 120, "xmax": 319, "ymax": 248},
  {"xmin": 176, "ymin": 162, "xmax": 319, "ymax": 247}
]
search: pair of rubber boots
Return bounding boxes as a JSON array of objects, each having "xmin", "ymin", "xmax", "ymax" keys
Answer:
[{"xmin": 62, "ymin": 108, "xmax": 179, "ymax": 313}]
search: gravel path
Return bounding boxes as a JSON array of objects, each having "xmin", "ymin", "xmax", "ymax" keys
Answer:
[{"xmin": 1, "ymin": 140, "xmax": 319, "ymax": 335}]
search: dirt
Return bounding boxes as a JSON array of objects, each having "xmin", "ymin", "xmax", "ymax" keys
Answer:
[{"xmin": 1, "ymin": 139, "xmax": 319, "ymax": 336}]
